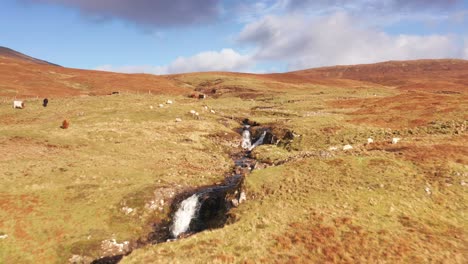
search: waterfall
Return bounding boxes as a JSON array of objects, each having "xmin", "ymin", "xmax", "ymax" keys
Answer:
[
  {"xmin": 170, "ymin": 194, "xmax": 200, "ymax": 238},
  {"xmin": 241, "ymin": 127, "xmax": 252, "ymax": 149},
  {"xmin": 249, "ymin": 131, "xmax": 266, "ymax": 151}
]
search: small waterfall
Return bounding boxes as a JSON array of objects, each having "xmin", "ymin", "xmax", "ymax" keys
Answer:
[
  {"xmin": 249, "ymin": 131, "xmax": 266, "ymax": 151},
  {"xmin": 170, "ymin": 194, "xmax": 200, "ymax": 238},
  {"xmin": 241, "ymin": 126, "xmax": 252, "ymax": 149}
]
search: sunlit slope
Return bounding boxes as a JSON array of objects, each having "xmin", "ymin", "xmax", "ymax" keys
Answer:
[
  {"xmin": 0, "ymin": 56, "xmax": 188, "ymax": 97},
  {"xmin": 123, "ymin": 68, "xmax": 466, "ymax": 263},
  {"xmin": 0, "ymin": 57, "xmax": 466, "ymax": 263}
]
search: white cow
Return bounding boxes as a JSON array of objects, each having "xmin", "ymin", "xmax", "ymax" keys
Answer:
[
  {"xmin": 367, "ymin": 138, "xmax": 374, "ymax": 144},
  {"xmin": 13, "ymin": 100, "xmax": 24, "ymax": 109},
  {"xmin": 392, "ymin": 138, "xmax": 401, "ymax": 144}
]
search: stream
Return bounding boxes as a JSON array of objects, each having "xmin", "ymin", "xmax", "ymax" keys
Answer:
[{"xmin": 91, "ymin": 121, "xmax": 268, "ymax": 264}]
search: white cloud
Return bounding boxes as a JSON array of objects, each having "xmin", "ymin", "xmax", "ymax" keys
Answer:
[
  {"xmin": 95, "ymin": 48, "xmax": 254, "ymax": 74},
  {"xmin": 238, "ymin": 12, "xmax": 462, "ymax": 70}
]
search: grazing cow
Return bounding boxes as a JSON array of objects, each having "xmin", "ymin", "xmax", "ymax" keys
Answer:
[
  {"xmin": 43, "ymin": 98, "xmax": 48, "ymax": 107},
  {"xmin": 198, "ymin": 94, "xmax": 206, "ymax": 99},
  {"xmin": 367, "ymin": 138, "xmax": 374, "ymax": 144},
  {"xmin": 13, "ymin": 100, "xmax": 24, "ymax": 109},
  {"xmin": 392, "ymin": 137, "xmax": 401, "ymax": 144},
  {"xmin": 166, "ymin": 100, "xmax": 173, "ymax": 104},
  {"xmin": 158, "ymin": 104, "xmax": 164, "ymax": 108},
  {"xmin": 61, "ymin": 119, "xmax": 69, "ymax": 129}
]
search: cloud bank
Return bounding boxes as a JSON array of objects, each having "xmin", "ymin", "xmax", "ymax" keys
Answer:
[
  {"xmin": 27, "ymin": 0, "xmax": 221, "ymax": 26},
  {"xmin": 95, "ymin": 48, "xmax": 253, "ymax": 74},
  {"xmin": 238, "ymin": 12, "xmax": 462, "ymax": 70}
]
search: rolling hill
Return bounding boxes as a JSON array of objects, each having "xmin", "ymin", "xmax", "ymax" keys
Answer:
[
  {"xmin": 0, "ymin": 47, "xmax": 466, "ymax": 263},
  {"xmin": 0, "ymin": 47, "xmax": 189, "ymax": 97}
]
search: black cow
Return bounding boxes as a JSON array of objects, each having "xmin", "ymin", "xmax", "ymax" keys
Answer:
[{"xmin": 43, "ymin": 98, "xmax": 48, "ymax": 107}]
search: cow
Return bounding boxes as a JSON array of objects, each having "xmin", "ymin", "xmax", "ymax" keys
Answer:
[
  {"xmin": 13, "ymin": 100, "xmax": 24, "ymax": 109},
  {"xmin": 43, "ymin": 98, "xmax": 48, "ymax": 107},
  {"xmin": 61, "ymin": 119, "xmax": 69, "ymax": 129}
]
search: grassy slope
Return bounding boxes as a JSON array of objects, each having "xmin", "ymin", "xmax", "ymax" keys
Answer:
[
  {"xmin": 123, "ymin": 74, "xmax": 467, "ymax": 263},
  {"xmin": 0, "ymin": 69, "xmax": 466, "ymax": 263}
]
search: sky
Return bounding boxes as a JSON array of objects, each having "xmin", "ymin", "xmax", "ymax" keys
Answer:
[{"xmin": 1, "ymin": 0, "xmax": 467, "ymax": 74}]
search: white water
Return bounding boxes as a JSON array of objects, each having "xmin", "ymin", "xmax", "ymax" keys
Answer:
[
  {"xmin": 248, "ymin": 131, "xmax": 266, "ymax": 151},
  {"xmin": 241, "ymin": 129, "xmax": 252, "ymax": 149},
  {"xmin": 170, "ymin": 194, "xmax": 200, "ymax": 238}
]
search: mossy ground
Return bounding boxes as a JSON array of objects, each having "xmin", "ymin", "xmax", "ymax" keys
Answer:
[{"xmin": 0, "ymin": 74, "xmax": 466, "ymax": 263}]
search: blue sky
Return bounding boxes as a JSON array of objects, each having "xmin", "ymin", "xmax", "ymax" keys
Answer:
[{"xmin": 1, "ymin": 0, "xmax": 467, "ymax": 74}]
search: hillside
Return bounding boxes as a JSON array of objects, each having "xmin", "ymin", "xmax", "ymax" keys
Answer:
[
  {"xmin": 0, "ymin": 46, "xmax": 60, "ymax": 67},
  {"xmin": 0, "ymin": 49, "xmax": 189, "ymax": 97},
  {"xmin": 0, "ymin": 51, "xmax": 466, "ymax": 263},
  {"xmin": 290, "ymin": 59, "xmax": 468, "ymax": 92}
]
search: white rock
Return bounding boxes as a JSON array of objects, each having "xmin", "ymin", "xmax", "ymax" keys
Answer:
[
  {"xmin": 121, "ymin": 206, "xmax": 134, "ymax": 215},
  {"xmin": 392, "ymin": 137, "xmax": 401, "ymax": 144},
  {"xmin": 425, "ymin": 186, "xmax": 431, "ymax": 195},
  {"xmin": 343, "ymin": 144, "xmax": 353, "ymax": 151},
  {"xmin": 239, "ymin": 191, "xmax": 246, "ymax": 203}
]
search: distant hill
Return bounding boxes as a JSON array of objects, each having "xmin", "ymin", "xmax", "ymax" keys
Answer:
[
  {"xmin": 0, "ymin": 47, "xmax": 189, "ymax": 97},
  {"xmin": 288, "ymin": 59, "xmax": 468, "ymax": 92},
  {"xmin": 0, "ymin": 46, "xmax": 60, "ymax": 67},
  {"xmin": 1, "ymin": 46, "xmax": 466, "ymax": 97}
]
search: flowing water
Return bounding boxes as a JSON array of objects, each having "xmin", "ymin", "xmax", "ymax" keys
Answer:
[
  {"xmin": 170, "ymin": 194, "xmax": 201, "ymax": 238},
  {"xmin": 92, "ymin": 122, "xmax": 271, "ymax": 263}
]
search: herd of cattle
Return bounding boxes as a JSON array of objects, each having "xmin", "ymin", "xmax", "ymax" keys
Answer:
[{"xmin": 13, "ymin": 98, "xmax": 48, "ymax": 109}]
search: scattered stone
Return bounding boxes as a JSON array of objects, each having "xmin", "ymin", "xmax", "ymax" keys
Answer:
[
  {"xmin": 425, "ymin": 186, "xmax": 431, "ymax": 195},
  {"xmin": 239, "ymin": 191, "xmax": 246, "ymax": 203},
  {"xmin": 101, "ymin": 239, "xmax": 130, "ymax": 256},
  {"xmin": 231, "ymin": 199, "xmax": 239, "ymax": 207},
  {"xmin": 121, "ymin": 206, "xmax": 134, "ymax": 215},
  {"xmin": 68, "ymin": 254, "xmax": 93, "ymax": 264}
]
